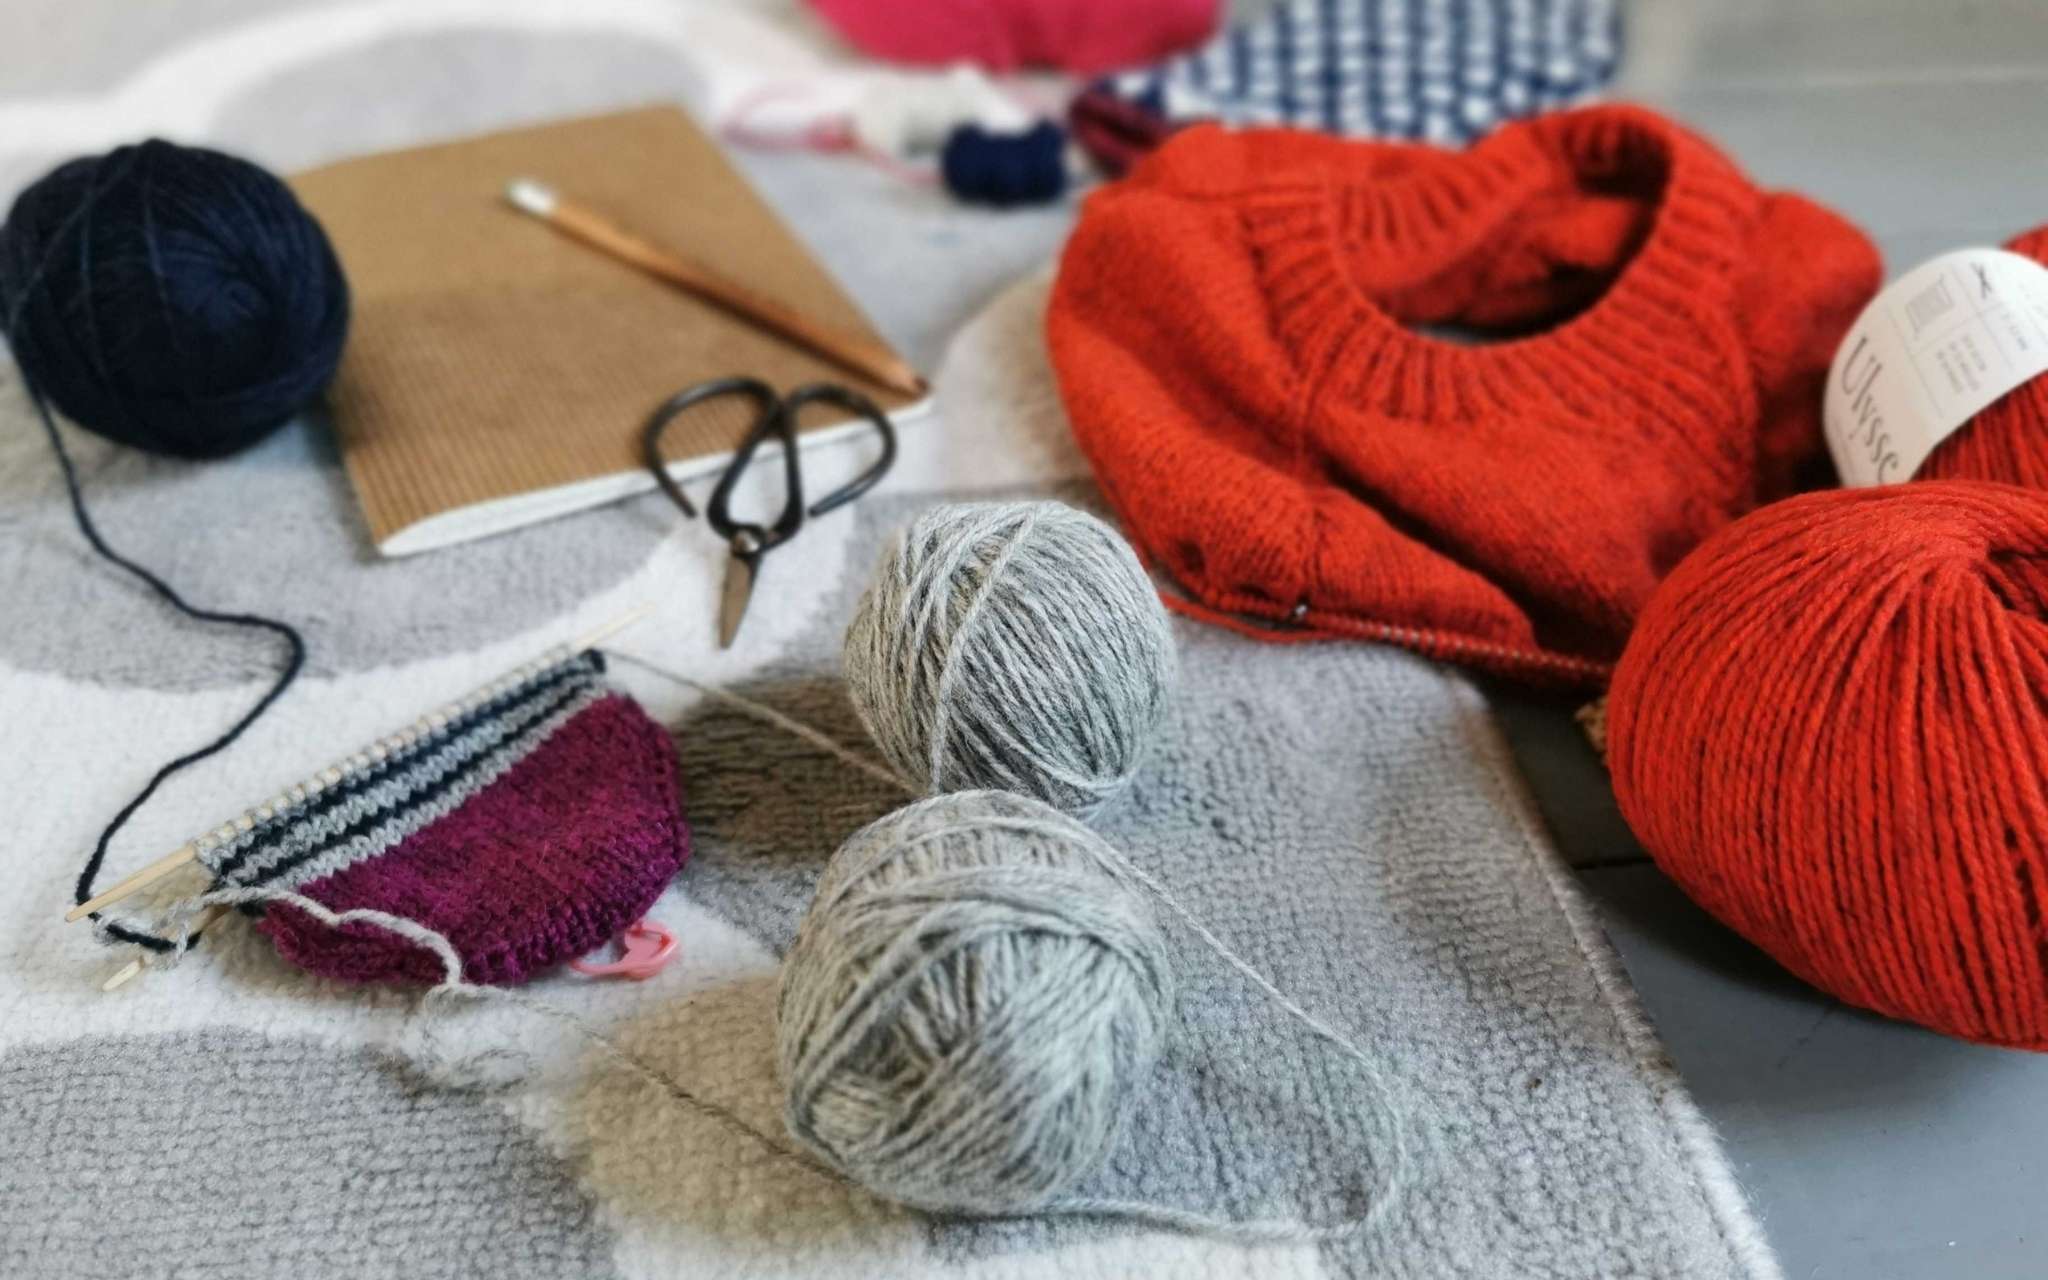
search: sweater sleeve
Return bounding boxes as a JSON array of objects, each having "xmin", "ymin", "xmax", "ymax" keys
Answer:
[{"xmin": 1046, "ymin": 147, "xmax": 1319, "ymax": 615}]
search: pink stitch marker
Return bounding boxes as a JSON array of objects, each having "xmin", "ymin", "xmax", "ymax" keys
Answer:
[{"xmin": 570, "ymin": 918, "xmax": 678, "ymax": 980}]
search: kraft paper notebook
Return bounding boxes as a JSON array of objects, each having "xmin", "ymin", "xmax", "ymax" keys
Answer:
[{"xmin": 291, "ymin": 106, "xmax": 929, "ymax": 556}]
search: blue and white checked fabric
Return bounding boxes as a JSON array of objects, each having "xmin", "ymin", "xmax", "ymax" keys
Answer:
[{"xmin": 1104, "ymin": 0, "xmax": 1622, "ymax": 144}]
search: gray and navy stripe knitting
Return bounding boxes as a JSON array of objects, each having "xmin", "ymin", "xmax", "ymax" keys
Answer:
[
  {"xmin": 1103, "ymin": 0, "xmax": 1621, "ymax": 144},
  {"xmin": 96, "ymin": 648, "xmax": 606, "ymax": 947},
  {"xmin": 208, "ymin": 656, "xmax": 605, "ymax": 892}
]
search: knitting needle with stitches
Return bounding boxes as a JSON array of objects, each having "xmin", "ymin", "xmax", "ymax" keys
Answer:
[{"xmin": 76, "ymin": 607, "xmax": 651, "ymax": 991}]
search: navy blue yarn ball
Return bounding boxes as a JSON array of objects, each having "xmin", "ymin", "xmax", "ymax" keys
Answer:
[
  {"xmin": 940, "ymin": 121, "xmax": 1069, "ymax": 208},
  {"xmin": 0, "ymin": 139, "xmax": 350, "ymax": 459}
]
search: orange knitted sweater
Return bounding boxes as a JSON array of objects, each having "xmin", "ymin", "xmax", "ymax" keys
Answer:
[{"xmin": 1046, "ymin": 104, "xmax": 1881, "ymax": 684}]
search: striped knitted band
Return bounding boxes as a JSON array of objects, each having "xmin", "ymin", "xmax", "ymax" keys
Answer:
[{"xmin": 203, "ymin": 653, "xmax": 606, "ymax": 892}]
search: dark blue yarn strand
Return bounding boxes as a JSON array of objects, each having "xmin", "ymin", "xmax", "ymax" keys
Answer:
[
  {"xmin": 1489, "ymin": 0, "xmax": 1510, "ymax": 124},
  {"xmin": 32, "ymin": 378, "xmax": 307, "ymax": 951},
  {"xmin": 1232, "ymin": 20, "xmax": 1251, "ymax": 104},
  {"xmin": 1320, "ymin": 0, "xmax": 1342, "ymax": 134},
  {"xmin": 0, "ymin": 140, "xmax": 344, "ymax": 951},
  {"xmin": 1423, "ymin": 0, "xmax": 1455, "ymax": 131},
  {"xmin": 1275, "ymin": 2, "xmax": 1298, "ymax": 126},
  {"xmin": 1366, "ymin": 0, "xmax": 1387, "ymax": 136},
  {"xmin": 1404, "ymin": 0, "xmax": 1423, "ymax": 138}
]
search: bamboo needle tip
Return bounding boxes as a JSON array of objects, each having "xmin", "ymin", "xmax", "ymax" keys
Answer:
[
  {"xmin": 62, "ymin": 843, "xmax": 198, "ymax": 923},
  {"xmin": 100, "ymin": 960, "xmax": 145, "ymax": 993},
  {"xmin": 504, "ymin": 178, "xmax": 558, "ymax": 218},
  {"xmin": 575, "ymin": 604, "xmax": 653, "ymax": 653}
]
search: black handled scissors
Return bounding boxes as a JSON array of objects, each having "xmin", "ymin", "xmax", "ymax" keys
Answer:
[{"xmin": 642, "ymin": 377, "xmax": 897, "ymax": 648}]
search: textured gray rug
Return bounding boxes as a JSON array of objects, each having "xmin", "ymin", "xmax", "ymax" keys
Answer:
[{"xmin": 0, "ymin": 4, "xmax": 1778, "ymax": 1277}]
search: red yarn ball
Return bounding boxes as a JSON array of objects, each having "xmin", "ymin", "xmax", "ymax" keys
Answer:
[
  {"xmin": 1915, "ymin": 226, "xmax": 2048, "ymax": 486},
  {"xmin": 1608, "ymin": 481, "xmax": 2048, "ymax": 1049}
]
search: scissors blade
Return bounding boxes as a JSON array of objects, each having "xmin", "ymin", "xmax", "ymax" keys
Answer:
[{"xmin": 718, "ymin": 551, "xmax": 757, "ymax": 648}]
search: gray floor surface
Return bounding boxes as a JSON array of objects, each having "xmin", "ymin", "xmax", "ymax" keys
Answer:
[{"xmin": 1496, "ymin": 12, "xmax": 2048, "ymax": 1278}]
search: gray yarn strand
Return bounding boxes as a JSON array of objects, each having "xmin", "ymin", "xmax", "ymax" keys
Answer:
[{"xmin": 844, "ymin": 502, "xmax": 1176, "ymax": 820}]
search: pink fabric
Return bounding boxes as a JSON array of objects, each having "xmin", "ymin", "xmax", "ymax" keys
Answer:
[
  {"xmin": 261, "ymin": 693, "xmax": 689, "ymax": 987},
  {"xmin": 805, "ymin": 0, "xmax": 1219, "ymax": 74}
]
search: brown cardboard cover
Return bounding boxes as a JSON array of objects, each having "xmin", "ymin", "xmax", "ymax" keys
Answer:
[{"xmin": 290, "ymin": 105, "xmax": 918, "ymax": 553}]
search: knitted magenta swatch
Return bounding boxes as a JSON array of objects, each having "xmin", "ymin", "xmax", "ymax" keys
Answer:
[
  {"xmin": 1046, "ymin": 105, "xmax": 1882, "ymax": 685},
  {"xmin": 197, "ymin": 651, "xmax": 688, "ymax": 986}
]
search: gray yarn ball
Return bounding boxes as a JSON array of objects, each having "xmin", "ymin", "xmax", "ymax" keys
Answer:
[
  {"xmin": 843, "ymin": 501, "xmax": 1176, "ymax": 820},
  {"xmin": 776, "ymin": 790, "xmax": 1175, "ymax": 1216}
]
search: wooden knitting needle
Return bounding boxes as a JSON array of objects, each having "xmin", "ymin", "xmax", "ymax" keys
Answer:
[
  {"xmin": 63, "ymin": 607, "xmax": 653, "ymax": 925},
  {"xmin": 66, "ymin": 846, "xmax": 197, "ymax": 922},
  {"xmin": 573, "ymin": 604, "xmax": 653, "ymax": 653},
  {"xmin": 503, "ymin": 179, "xmax": 925, "ymax": 397}
]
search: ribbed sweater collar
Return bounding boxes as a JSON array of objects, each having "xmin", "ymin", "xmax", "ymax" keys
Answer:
[{"xmin": 1236, "ymin": 106, "xmax": 1766, "ymax": 491}]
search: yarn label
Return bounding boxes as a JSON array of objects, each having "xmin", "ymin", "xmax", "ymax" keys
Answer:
[{"xmin": 1825, "ymin": 248, "xmax": 2048, "ymax": 486}]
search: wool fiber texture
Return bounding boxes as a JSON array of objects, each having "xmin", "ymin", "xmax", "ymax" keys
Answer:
[
  {"xmin": 778, "ymin": 790, "xmax": 1174, "ymax": 1215},
  {"xmin": 1608, "ymin": 481, "xmax": 2048, "ymax": 1049},
  {"xmin": 843, "ymin": 501, "xmax": 1175, "ymax": 820},
  {"xmin": 1047, "ymin": 103, "xmax": 1882, "ymax": 684},
  {"xmin": 0, "ymin": 138, "xmax": 347, "ymax": 458}
]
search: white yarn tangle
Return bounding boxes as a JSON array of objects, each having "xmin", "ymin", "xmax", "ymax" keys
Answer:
[
  {"xmin": 844, "ymin": 502, "xmax": 1177, "ymax": 820},
  {"xmin": 848, "ymin": 65, "xmax": 1031, "ymax": 158},
  {"xmin": 720, "ymin": 66, "xmax": 1030, "ymax": 167}
]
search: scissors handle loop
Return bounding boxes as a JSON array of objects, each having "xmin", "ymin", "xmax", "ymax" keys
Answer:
[
  {"xmin": 641, "ymin": 376, "xmax": 779, "ymax": 521},
  {"xmin": 642, "ymin": 378, "xmax": 898, "ymax": 558},
  {"xmin": 780, "ymin": 383, "xmax": 898, "ymax": 520},
  {"xmin": 706, "ymin": 394, "xmax": 805, "ymax": 555}
]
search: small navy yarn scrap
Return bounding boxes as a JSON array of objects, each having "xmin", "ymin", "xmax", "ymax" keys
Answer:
[
  {"xmin": 941, "ymin": 121, "xmax": 1070, "ymax": 207},
  {"xmin": 1102, "ymin": 0, "xmax": 1622, "ymax": 144},
  {"xmin": 163, "ymin": 650, "xmax": 608, "ymax": 908}
]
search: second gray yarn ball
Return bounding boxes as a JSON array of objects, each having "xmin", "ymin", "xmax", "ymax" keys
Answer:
[
  {"xmin": 843, "ymin": 501, "xmax": 1176, "ymax": 820},
  {"xmin": 776, "ymin": 790, "xmax": 1175, "ymax": 1215}
]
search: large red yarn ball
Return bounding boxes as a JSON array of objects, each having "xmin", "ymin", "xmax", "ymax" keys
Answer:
[
  {"xmin": 1608, "ymin": 481, "xmax": 2048, "ymax": 1048},
  {"xmin": 1916, "ymin": 226, "xmax": 2048, "ymax": 487}
]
